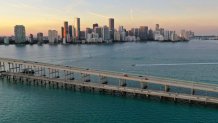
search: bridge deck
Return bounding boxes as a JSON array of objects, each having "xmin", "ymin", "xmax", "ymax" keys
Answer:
[
  {"xmin": 0, "ymin": 57, "xmax": 218, "ymax": 93},
  {"xmin": 2, "ymin": 72, "xmax": 218, "ymax": 104}
]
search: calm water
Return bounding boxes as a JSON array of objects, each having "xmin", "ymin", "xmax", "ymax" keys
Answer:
[{"xmin": 0, "ymin": 40, "xmax": 218, "ymax": 123}]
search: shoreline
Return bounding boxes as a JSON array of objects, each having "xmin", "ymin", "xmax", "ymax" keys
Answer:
[{"xmin": 0, "ymin": 40, "xmax": 190, "ymax": 46}]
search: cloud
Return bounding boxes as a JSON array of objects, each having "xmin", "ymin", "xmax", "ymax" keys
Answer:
[{"xmin": 87, "ymin": 12, "xmax": 111, "ymax": 19}]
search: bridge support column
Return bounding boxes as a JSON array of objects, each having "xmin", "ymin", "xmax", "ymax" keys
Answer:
[
  {"xmin": 141, "ymin": 82, "xmax": 148, "ymax": 89},
  {"xmin": 0, "ymin": 62, "xmax": 5, "ymax": 72},
  {"xmin": 0, "ymin": 62, "xmax": 6, "ymax": 78},
  {"xmin": 121, "ymin": 91, "xmax": 126, "ymax": 96},
  {"xmin": 64, "ymin": 71, "xmax": 75, "ymax": 81},
  {"xmin": 81, "ymin": 73, "xmax": 91, "ymax": 82},
  {"xmin": 165, "ymin": 85, "xmax": 170, "ymax": 92},
  {"xmin": 58, "ymin": 82, "xmax": 63, "ymax": 88},
  {"xmin": 48, "ymin": 69, "xmax": 52, "ymax": 78},
  {"xmin": 100, "ymin": 76, "xmax": 108, "ymax": 84},
  {"xmin": 42, "ymin": 68, "xmax": 46, "ymax": 77},
  {"xmin": 191, "ymin": 89, "xmax": 195, "ymax": 95},
  {"xmin": 174, "ymin": 97, "xmax": 177, "ymax": 102},
  {"xmin": 119, "ymin": 79, "xmax": 127, "ymax": 87}
]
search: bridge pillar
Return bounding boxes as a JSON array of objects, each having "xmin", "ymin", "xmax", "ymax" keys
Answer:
[
  {"xmin": 119, "ymin": 79, "xmax": 127, "ymax": 87},
  {"xmin": 58, "ymin": 82, "xmax": 63, "ymax": 88},
  {"xmin": 100, "ymin": 76, "xmax": 108, "ymax": 84},
  {"xmin": 19, "ymin": 64, "xmax": 22, "ymax": 72},
  {"xmin": 81, "ymin": 73, "xmax": 91, "ymax": 82},
  {"xmin": 49, "ymin": 69, "xmax": 59, "ymax": 78},
  {"xmin": 165, "ymin": 85, "xmax": 170, "ymax": 92},
  {"xmin": 43, "ymin": 68, "xmax": 46, "ymax": 77},
  {"xmin": 0, "ymin": 62, "xmax": 6, "ymax": 78},
  {"xmin": 0, "ymin": 62, "xmax": 6, "ymax": 72},
  {"xmin": 53, "ymin": 69, "xmax": 60, "ymax": 78},
  {"xmin": 14, "ymin": 63, "xmax": 17, "ymax": 73},
  {"xmin": 64, "ymin": 71, "xmax": 75, "ymax": 81},
  {"xmin": 141, "ymin": 82, "xmax": 148, "ymax": 89},
  {"xmin": 8, "ymin": 63, "xmax": 11, "ymax": 72},
  {"xmin": 191, "ymin": 89, "xmax": 195, "ymax": 95},
  {"xmin": 48, "ymin": 68, "xmax": 52, "ymax": 78}
]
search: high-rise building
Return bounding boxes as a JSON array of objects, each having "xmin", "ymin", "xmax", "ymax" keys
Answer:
[
  {"xmin": 128, "ymin": 30, "xmax": 134, "ymax": 36},
  {"xmin": 155, "ymin": 24, "xmax": 160, "ymax": 31},
  {"xmin": 29, "ymin": 34, "xmax": 34, "ymax": 43},
  {"xmin": 61, "ymin": 27, "xmax": 64, "ymax": 41},
  {"xmin": 80, "ymin": 31, "xmax": 86, "ymax": 40},
  {"xmin": 160, "ymin": 28, "xmax": 165, "ymax": 36},
  {"xmin": 4, "ymin": 37, "xmax": 9, "ymax": 44},
  {"xmin": 64, "ymin": 21, "xmax": 68, "ymax": 42},
  {"xmin": 154, "ymin": 31, "xmax": 164, "ymax": 41},
  {"xmin": 94, "ymin": 27, "xmax": 102, "ymax": 38},
  {"xmin": 120, "ymin": 31, "xmax": 126, "ymax": 41},
  {"xmin": 164, "ymin": 30, "xmax": 170, "ymax": 41},
  {"xmin": 48, "ymin": 30, "xmax": 58, "ymax": 43},
  {"xmin": 102, "ymin": 26, "xmax": 110, "ymax": 41},
  {"xmin": 148, "ymin": 29, "xmax": 154, "ymax": 40},
  {"xmin": 69, "ymin": 25, "xmax": 73, "ymax": 42},
  {"xmin": 37, "ymin": 33, "xmax": 43, "ymax": 43},
  {"xmin": 118, "ymin": 26, "xmax": 124, "ymax": 33},
  {"xmin": 170, "ymin": 31, "xmax": 177, "ymax": 41},
  {"xmin": 139, "ymin": 26, "xmax": 148, "ymax": 41},
  {"xmin": 109, "ymin": 18, "xmax": 115, "ymax": 40},
  {"xmin": 131, "ymin": 28, "xmax": 139, "ymax": 38},
  {"xmin": 85, "ymin": 28, "xmax": 92, "ymax": 39},
  {"xmin": 93, "ymin": 23, "xmax": 98, "ymax": 29},
  {"xmin": 14, "ymin": 25, "xmax": 26, "ymax": 43},
  {"xmin": 180, "ymin": 30, "xmax": 194, "ymax": 40},
  {"xmin": 74, "ymin": 17, "xmax": 80, "ymax": 40},
  {"xmin": 114, "ymin": 31, "xmax": 121, "ymax": 41}
]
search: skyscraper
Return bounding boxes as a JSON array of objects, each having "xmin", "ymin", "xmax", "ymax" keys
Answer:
[
  {"xmin": 48, "ymin": 30, "xmax": 58, "ymax": 43},
  {"xmin": 93, "ymin": 23, "xmax": 98, "ymax": 29},
  {"xmin": 131, "ymin": 28, "xmax": 139, "ymax": 37},
  {"xmin": 14, "ymin": 25, "xmax": 26, "ymax": 43},
  {"xmin": 160, "ymin": 28, "xmax": 165, "ymax": 36},
  {"xmin": 80, "ymin": 31, "xmax": 86, "ymax": 40},
  {"xmin": 102, "ymin": 26, "xmax": 110, "ymax": 41},
  {"xmin": 61, "ymin": 27, "xmax": 64, "ymax": 41},
  {"xmin": 139, "ymin": 26, "xmax": 148, "ymax": 41},
  {"xmin": 29, "ymin": 34, "xmax": 34, "ymax": 43},
  {"xmin": 148, "ymin": 29, "xmax": 154, "ymax": 40},
  {"xmin": 74, "ymin": 17, "xmax": 80, "ymax": 40},
  {"xmin": 37, "ymin": 32, "xmax": 43, "ymax": 43},
  {"xmin": 94, "ymin": 27, "xmax": 102, "ymax": 38},
  {"xmin": 118, "ymin": 26, "xmax": 124, "ymax": 33},
  {"xmin": 109, "ymin": 18, "xmax": 115, "ymax": 40},
  {"xmin": 69, "ymin": 25, "xmax": 73, "ymax": 42},
  {"xmin": 85, "ymin": 28, "xmax": 92, "ymax": 39},
  {"xmin": 64, "ymin": 22, "xmax": 68, "ymax": 42},
  {"xmin": 155, "ymin": 24, "xmax": 160, "ymax": 31}
]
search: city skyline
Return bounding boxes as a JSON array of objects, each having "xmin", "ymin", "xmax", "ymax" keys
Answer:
[{"xmin": 1, "ymin": 0, "xmax": 218, "ymax": 36}]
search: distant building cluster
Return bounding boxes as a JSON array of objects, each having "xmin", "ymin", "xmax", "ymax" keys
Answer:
[
  {"xmin": 153, "ymin": 24, "xmax": 194, "ymax": 41},
  {"xmin": 0, "ymin": 17, "xmax": 195, "ymax": 45}
]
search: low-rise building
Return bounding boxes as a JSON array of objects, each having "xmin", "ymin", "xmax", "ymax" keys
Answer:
[{"xmin": 4, "ymin": 37, "xmax": 9, "ymax": 44}]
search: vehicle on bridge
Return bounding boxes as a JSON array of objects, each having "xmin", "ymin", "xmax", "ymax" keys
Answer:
[{"xmin": 22, "ymin": 69, "xmax": 35, "ymax": 75}]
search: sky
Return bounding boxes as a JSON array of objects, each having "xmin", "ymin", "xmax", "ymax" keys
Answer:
[{"xmin": 0, "ymin": 0, "xmax": 218, "ymax": 36}]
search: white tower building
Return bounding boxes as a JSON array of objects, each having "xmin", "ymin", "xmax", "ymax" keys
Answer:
[{"xmin": 48, "ymin": 30, "xmax": 58, "ymax": 43}]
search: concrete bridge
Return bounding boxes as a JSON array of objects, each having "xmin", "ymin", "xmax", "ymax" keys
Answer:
[{"xmin": 0, "ymin": 57, "xmax": 218, "ymax": 105}]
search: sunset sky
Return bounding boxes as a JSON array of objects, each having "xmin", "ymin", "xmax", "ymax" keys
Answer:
[{"xmin": 1, "ymin": 0, "xmax": 218, "ymax": 36}]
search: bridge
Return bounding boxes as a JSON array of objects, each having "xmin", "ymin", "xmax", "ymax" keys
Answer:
[{"xmin": 0, "ymin": 57, "xmax": 218, "ymax": 105}]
